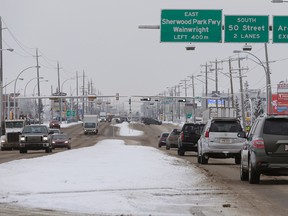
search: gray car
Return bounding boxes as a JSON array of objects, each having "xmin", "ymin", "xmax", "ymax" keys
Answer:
[
  {"xmin": 166, "ymin": 129, "xmax": 181, "ymax": 150},
  {"xmin": 238, "ymin": 115, "xmax": 288, "ymax": 184},
  {"xmin": 19, "ymin": 125, "xmax": 53, "ymax": 153}
]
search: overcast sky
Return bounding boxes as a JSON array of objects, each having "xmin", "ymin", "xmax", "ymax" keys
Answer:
[{"xmin": 1, "ymin": 0, "xmax": 288, "ymax": 100}]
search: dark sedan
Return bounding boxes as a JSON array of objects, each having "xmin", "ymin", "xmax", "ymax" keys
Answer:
[{"xmin": 50, "ymin": 133, "xmax": 71, "ymax": 150}]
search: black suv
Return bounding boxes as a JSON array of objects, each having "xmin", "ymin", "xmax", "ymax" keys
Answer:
[
  {"xmin": 178, "ymin": 122, "xmax": 205, "ymax": 156},
  {"xmin": 238, "ymin": 115, "xmax": 288, "ymax": 184}
]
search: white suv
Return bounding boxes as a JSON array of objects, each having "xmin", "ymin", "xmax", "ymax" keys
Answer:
[{"xmin": 197, "ymin": 117, "xmax": 245, "ymax": 164}]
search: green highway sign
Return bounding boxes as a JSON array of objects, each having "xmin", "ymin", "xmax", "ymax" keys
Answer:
[
  {"xmin": 224, "ymin": 15, "xmax": 269, "ymax": 43},
  {"xmin": 273, "ymin": 16, "xmax": 288, "ymax": 43},
  {"xmin": 161, "ymin": 9, "xmax": 222, "ymax": 43}
]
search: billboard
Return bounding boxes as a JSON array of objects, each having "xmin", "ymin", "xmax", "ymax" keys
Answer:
[{"xmin": 277, "ymin": 83, "xmax": 288, "ymax": 114}]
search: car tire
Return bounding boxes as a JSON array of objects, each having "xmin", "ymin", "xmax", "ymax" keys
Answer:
[
  {"xmin": 166, "ymin": 145, "xmax": 170, "ymax": 150},
  {"xmin": 235, "ymin": 155, "xmax": 241, "ymax": 165},
  {"xmin": 200, "ymin": 153, "xmax": 208, "ymax": 164},
  {"xmin": 197, "ymin": 153, "xmax": 201, "ymax": 163},
  {"xmin": 248, "ymin": 158, "xmax": 260, "ymax": 184},
  {"xmin": 240, "ymin": 160, "xmax": 249, "ymax": 181},
  {"xmin": 178, "ymin": 148, "xmax": 185, "ymax": 156},
  {"xmin": 45, "ymin": 148, "xmax": 52, "ymax": 153},
  {"xmin": 20, "ymin": 148, "xmax": 27, "ymax": 154},
  {"xmin": 158, "ymin": 144, "xmax": 161, "ymax": 148}
]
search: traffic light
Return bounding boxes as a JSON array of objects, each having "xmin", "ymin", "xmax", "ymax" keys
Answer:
[
  {"xmin": 140, "ymin": 97, "xmax": 151, "ymax": 101},
  {"xmin": 178, "ymin": 99, "xmax": 186, "ymax": 102}
]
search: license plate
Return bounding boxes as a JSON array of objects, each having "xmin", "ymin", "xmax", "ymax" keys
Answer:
[
  {"xmin": 285, "ymin": 145, "xmax": 288, "ymax": 151},
  {"xmin": 220, "ymin": 139, "xmax": 232, "ymax": 144}
]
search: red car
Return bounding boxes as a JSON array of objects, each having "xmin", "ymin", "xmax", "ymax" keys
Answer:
[
  {"xmin": 158, "ymin": 132, "xmax": 169, "ymax": 148},
  {"xmin": 49, "ymin": 120, "xmax": 61, "ymax": 129},
  {"xmin": 50, "ymin": 133, "xmax": 71, "ymax": 149}
]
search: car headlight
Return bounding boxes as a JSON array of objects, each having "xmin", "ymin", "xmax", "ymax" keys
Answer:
[
  {"xmin": 52, "ymin": 141, "xmax": 56, "ymax": 144},
  {"xmin": 20, "ymin": 137, "xmax": 26, "ymax": 141},
  {"xmin": 43, "ymin": 136, "xmax": 48, "ymax": 141},
  {"xmin": 64, "ymin": 141, "xmax": 68, "ymax": 144},
  {"xmin": 1, "ymin": 139, "xmax": 6, "ymax": 143}
]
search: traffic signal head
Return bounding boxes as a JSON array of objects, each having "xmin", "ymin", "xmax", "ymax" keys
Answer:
[
  {"xmin": 178, "ymin": 99, "xmax": 186, "ymax": 102},
  {"xmin": 140, "ymin": 97, "xmax": 151, "ymax": 101}
]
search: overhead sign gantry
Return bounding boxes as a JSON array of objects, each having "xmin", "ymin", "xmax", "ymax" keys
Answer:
[{"xmin": 160, "ymin": 9, "xmax": 222, "ymax": 43}]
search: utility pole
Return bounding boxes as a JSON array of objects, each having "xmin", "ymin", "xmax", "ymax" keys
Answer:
[
  {"xmin": 82, "ymin": 70, "xmax": 85, "ymax": 120},
  {"xmin": 228, "ymin": 59, "xmax": 234, "ymax": 108},
  {"xmin": 76, "ymin": 71, "xmax": 79, "ymax": 120},
  {"xmin": 36, "ymin": 49, "xmax": 41, "ymax": 123},
  {"xmin": 210, "ymin": 59, "xmax": 223, "ymax": 108},
  {"xmin": 200, "ymin": 62, "xmax": 212, "ymax": 109},
  {"xmin": 264, "ymin": 43, "xmax": 272, "ymax": 114},
  {"xmin": 57, "ymin": 61, "xmax": 62, "ymax": 123},
  {"xmin": 238, "ymin": 58, "xmax": 246, "ymax": 131},
  {"xmin": 0, "ymin": 17, "xmax": 3, "ymax": 134}
]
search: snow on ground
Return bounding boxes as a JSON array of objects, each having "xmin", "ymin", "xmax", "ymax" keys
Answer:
[
  {"xmin": 0, "ymin": 122, "xmax": 211, "ymax": 215},
  {"xmin": 114, "ymin": 121, "xmax": 144, "ymax": 136}
]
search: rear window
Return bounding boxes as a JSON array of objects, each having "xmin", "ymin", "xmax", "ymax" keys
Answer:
[
  {"xmin": 162, "ymin": 133, "xmax": 169, "ymax": 137},
  {"xmin": 210, "ymin": 121, "xmax": 242, "ymax": 132},
  {"xmin": 183, "ymin": 124, "xmax": 204, "ymax": 135},
  {"xmin": 263, "ymin": 118, "xmax": 288, "ymax": 135}
]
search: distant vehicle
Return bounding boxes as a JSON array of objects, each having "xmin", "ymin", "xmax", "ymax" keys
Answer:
[
  {"xmin": 99, "ymin": 112, "xmax": 107, "ymax": 122},
  {"xmin": 49, "ymin": 128, "xmax": 61, "ymax": 134},
  {"xmin": 177, "ymin": 123, "xmax": 205, "ymax": 156},
  {"xmin": 197, "ymin": 117, "xmax": 245, "ymax": 164},
  {"xmin": 19, "ymin": 125, "xmax": 53, "ymax": 153},
  {"xmin": 83, "ymin": 115, "xmax": 99, "ymax": 135},
  {"xmin": 166, "ymin": 129, "xmax": 181, "ymax": 150},
  {"xmin": 49, "ymin": 120, "xmax": 61, "ymax": 129},
  {"xmin": 158, "ymin": 132, "xmax": 169, "ymax": 148},
  {"xmin": 238, "ymin": 115, "xmax": 288, "ymax": 184},
  {"xmin": 0, "ymin": 119, "xmax": 26, "ymax": 151},
  {"xmin": 50, "ymin": 133, "xmax": 71, "ymax": 150},
  {"xmin": 142, "ymin": 117, "xmax": 162, "ymax": 125}
]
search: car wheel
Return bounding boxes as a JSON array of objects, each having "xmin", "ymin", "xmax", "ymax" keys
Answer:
[
  {"xmin": 166, "ymin": 145, "xmax": 170, "ymax": 150},
  {"xmin": 201, "ymin": 154, "xmax": 208, "ymax": 164},
  {"xmin": 197, "ymin": 153, "xmax": 201, "ymax": 163},
  {"xmin": 240, "ymin": 160, "xmax": 249, "ymax": 181},
  {"xmin": 45, "ymin": 148, "xmax": 51, "ymax": 153},
  {"xmin": 20, "ymin": 148, "xmax": 27, "ymax": 153},
  {"xmin": 178, "ymin": 148, "xmax": 185, "ymax": 156},
  {"xmin": 248, "ymin": 157, "xmax": 260, "ymax": 184},
  {"xmin": 158, "ymin": 144, "xmax": 161, "ymax": 148},
  {"xmin": 235, "ymin": 154, "xmax": 241, "ymax": 165}
]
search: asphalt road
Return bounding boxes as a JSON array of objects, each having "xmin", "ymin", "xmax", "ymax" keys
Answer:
[{"xmin": 1, "ymin": 122, "xmax": 288, "ymax": 215}]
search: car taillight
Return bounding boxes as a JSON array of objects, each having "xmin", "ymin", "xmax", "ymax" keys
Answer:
[
  {"xmin": 180, "ymin": 132, "xmax": 184, "ymax": 141},
  {"xmin": 252, "ymin": 139, "xmax": 265, "ymax": 149},
  {"xmin": 205, "ymin": 130, "xmax": 209, "ymax": 138}
]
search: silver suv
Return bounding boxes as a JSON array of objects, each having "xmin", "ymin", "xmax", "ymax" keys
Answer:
[
  {"xmin": 197, "ymin": 117, "xmax": 245, "ymax": 164},
  {"xmin": 238, "ymin": 115, "xmax": 288, "ymax": 184}
]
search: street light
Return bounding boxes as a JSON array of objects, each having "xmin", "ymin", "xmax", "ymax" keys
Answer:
[
  {"xmin": 32, "ymin": 80, "xmax": 48, "ymax": 121},
  {"xmin": 233, "ymin": 48, "xmax": 272, "ymax": 115},
  {"xmin": 24, "ymin": 77, "xmax": 44, "ymax": 96},
  {"xmin": 59, "ymin": 77, "xmax": 75, "ymax": 123},
  {"xmin": 13, "ymin": 66, "xmax": 38, "ymax": 119}
]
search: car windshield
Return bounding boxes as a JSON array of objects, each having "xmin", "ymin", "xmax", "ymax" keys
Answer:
[
  {"xmin": 84, "ymin": 123, "xmax": 96, "ymax": 128},
  {"xmin": 263, "ymin": 118, "xmax": 288, "ymax": 135},
  {"xmin": 53, "ymin": 135, "xmax": 68, "ymax": 140},
  {"xmin": 210, "ymin": 121, "xmax": 242, "ymax": 132}
]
